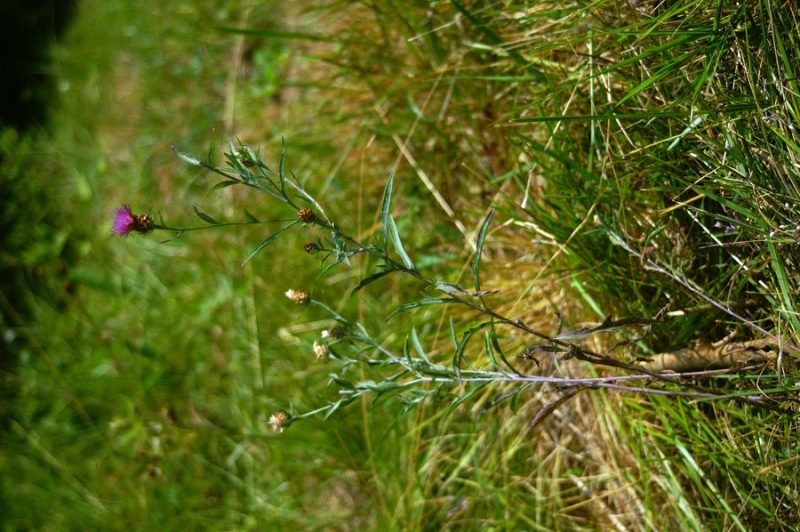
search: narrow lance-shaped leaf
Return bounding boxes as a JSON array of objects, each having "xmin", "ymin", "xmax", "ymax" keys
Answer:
[
  {"xmin": 483, "ymin": 331, "xmax": 501, "ymax": 372},
  {"xmin": 510, "ymin": 384, "xmax": 533, "ymax": 412},
  {"xmin": 207, "ymin": 137, "xmax": 217, "ymax": 165},
  {"xmin": 410, "ymin": 327, "xmax": 432, "ymax": 365},
  {"xmin": 386, "ymin": 295, "xmax": 458, "ymax": 321},
  {"xmin": 350, "ymin": 268, "xmax": 395, "ymax": 296},
  {"xmin": 210, "ymin": 180, "xmax": 240, "ymax": 193},
  {"xmin": 490, "ymin": 319, "xmax": 524, "ymax": 376},
  {"xmin": 452, "ymin": 321, "xmax": 491, "ymax": 381},
  {"xmin": 173, "ymin": 146, "xmax": 202, "ymax": 166},
  {"xmin": 442, "ymin": 381, "xmax": 490, "ymax": 419},
  {"xmin": 402, "ymin": 338, "xmax": 416, "ymax": 370},
  {"xmin": 554, "ymin": 315, "xmax": 655, "ymax": 340},
  {"xmin": 471, "ymin": 208, "xmax": 495, "ymax": 292},
  {"xmin": 387, "ymin": 215, "xmax": 415, "ymax": 270},
  {"xmin": 193, "ymin": 206, "xmax": 221, "ymax": 225},
  {"xmin": 449, "ymin": 316, "xmax": 458, "ymax": 350},
  {"xmin": 380, "ymin": 173, "xmax": 394, "ymax": 248},
  {"xmin": 279, "ymin": 138, "xmax": 287, "ymax": 196},
  {"xmin": 241, "ymin": 220, "xmax": 300, "ymax": 266}
]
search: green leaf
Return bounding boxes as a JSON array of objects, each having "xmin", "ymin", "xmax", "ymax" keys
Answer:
[
  {"xmin": 453, "ymin": 321, "xmax": 491, "ymax": 381},
  {"xmin": 241, "ymin": 220, "xmax": 300, "ymax": 266},
  {"xmin": 767, "ymin": 241, "xmax": 800, "ymax": 332},
  {"xmin": 410, "ymin": 327, "xmax": 432, "ymax": 365},
  {"xmin": 402, "ymin": 338, "xmax": 416, "ymax": 370},
  {"xmin": 244, "ymin": 210, "xmax": 259, "ymax": 223},
  {"xmin": 617, "ymin": 50, "xmax": 694, "ymax": 106},
  {"xmin": 279, "ymin": 138, "xmax": 287, "ymax": 195},
  {"xmin": 442, "ymin": 381, "xmax": 489, "ymax": 419},
  {"xmin": 509, "ymin": 385, "xmax": 532, "ymax": 412},
  {"xmin": 193, "ymin": 206, "xmax": 220, "ymax": 225},
  {"xmin": 173, "ymin": 147, "xmax": 201, "ymax": 166},
  {"xmin": 350, "ymin": 268, "xmax": 395, "ymax": 295},
  {"xmin": 554, "ymin": 315, "xmax": 654, "ymax": 340},
  {"xmin": 207, "ymin": 137, "xmax": 217, "ymax": 165},
  {"xmin": 483, "ymin": 331, "xmax": 501, "ymax": 372},
  {"xmin": 491, "ymin": 319, "xmax": 523, "ymax": 376},
  {"xmin": 386, "ymin": 296, "xmax": 458, "ymax": 321},
  {"xmin": 330, "ymin": 375, "xmax": 355, "ymax": 389},
  {"xmin": 381, "ymin": 173, "xmax": 394, "ymax": 247},
  {"xmin": 387, "ymin": 215, "xmax": 415, "ymax": 270},
  {"xmin": 210, "ymin": 180, "xmax": 240, "ymax": 193},
  {"xmin": 215, "ymin": 26, "xmax": 335, "ymax": 42},
  {"xmin": 471, "ymin": 209, "xmax": 495, "ymax": 292}
]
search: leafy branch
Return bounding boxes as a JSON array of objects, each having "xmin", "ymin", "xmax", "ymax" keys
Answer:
[{"xmin": 165, "ymin": 140, "xmax": 794, "ymax": 430}]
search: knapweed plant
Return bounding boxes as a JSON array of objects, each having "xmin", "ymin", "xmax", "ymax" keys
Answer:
[{"xmin": 114, "ymin": 141, "xmax": 796, "ymax": 431}]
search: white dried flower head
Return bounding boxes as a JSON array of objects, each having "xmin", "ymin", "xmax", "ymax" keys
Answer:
[
  {"xmin": 284, "ymin": 289, "xmax": 310, "ymax": 305},
  {"xmin": 269, "ymin": 411, "xmax": 290, "ymax": 432},
  {"xmin": 313, "ymin": 340, "xmax": 329, "ymax": 360},
  {"xmin": 321, "ymin": 329, "xmax": 330, "ymax": 339}
]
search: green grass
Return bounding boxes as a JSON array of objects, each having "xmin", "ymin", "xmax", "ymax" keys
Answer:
[{"xmin": 2, "ymin": 0, "xmax": 800, "ymax": 530}]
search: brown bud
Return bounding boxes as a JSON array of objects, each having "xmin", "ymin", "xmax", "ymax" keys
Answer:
[
  {"xmin": 304, "ymin": 242, "xmax": 319, "ymax": 253},
  {"xmin": 297, "ymin": 208, "xmax": 315, "ymax": 223},
  {"xmin": 328, "ymin": 326, "xmax": 345, "ymax": 340},
  {"xmin": 133, "ymin": 214, "xmax": 155, "ymax": 234}
]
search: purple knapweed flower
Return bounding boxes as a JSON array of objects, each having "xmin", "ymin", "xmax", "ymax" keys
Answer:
[
  {"xmin": 112, "ymin": 204, "xmax": 154, "ymax": 237},
  {"xmin": 112, "ymin": 205, "xmax": 135, "ymax": 237}
]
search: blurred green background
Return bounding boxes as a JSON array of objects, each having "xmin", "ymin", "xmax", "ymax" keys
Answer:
[{"xmin": 1, "ymin": 1, "xmax": 387, "ymax": 528}]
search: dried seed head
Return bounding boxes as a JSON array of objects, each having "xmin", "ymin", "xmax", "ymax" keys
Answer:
[
  {"xmin": 327, "ymin": 325, "xmax": 345, "ymax": 339},
  {"xmin": 134, "ymin": 214, "xmax": 154, "ymax": 234},
  {"xmin": 285, "ymin": 289, "xmax": 310, "ymax": 305},
  {"xmin": 313, "ymin": 340, "xmax": 328, "ymax": 360},
  {"xmin": 304, "ymin": 242, "xmax": 319, "ymax": 253},
  {"xmin": 269, "ymin": 411, "xmax": 290, "ymax": 432},
  {"xmin": 297, "ymin": 208, "xmax": 315, "ymax": 223}
]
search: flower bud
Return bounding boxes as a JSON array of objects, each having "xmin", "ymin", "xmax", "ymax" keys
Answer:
[
  {"xmin": 297, "ymin": 208, "xmax": 315, "ymax": 223},
  {"xmin": 327, "ymin": 325, "xmax": 345, "ymax": 339}
]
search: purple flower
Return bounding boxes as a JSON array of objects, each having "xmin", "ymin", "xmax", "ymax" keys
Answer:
[
  {"xmin": 112, "ymin": 204, "xmax": 136, "ymax": 237},
  {"xmin": 112, "ymin": 204, "xmax": 154, "ymax": 237}
]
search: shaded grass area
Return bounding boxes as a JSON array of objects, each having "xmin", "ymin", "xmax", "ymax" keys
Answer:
[{"xmin": 2, "ymin": 0, "xmax": 799, "ymax": 530}]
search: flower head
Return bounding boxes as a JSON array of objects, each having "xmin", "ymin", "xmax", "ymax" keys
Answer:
[
  {"xmin": 112, "ymin": 205, "xmax": 154, "ymax": 237},
  {"xmin": 269, "ymin": 411, "xmax": 290, "ymax": 432},
  {"xmin": 297, "ymin": 208, "xmax": 315, "ymax": 224},
  {"xmin": 112, "ymin": 205, "xmax": 136, "ymax": 237},
  {"xmin": 285, "ymin": 289, "xmax": 310, "ymax": 305},
  {"xmin": 313, "ymin": 340, "xmax": 329, "ymax": 360}
]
